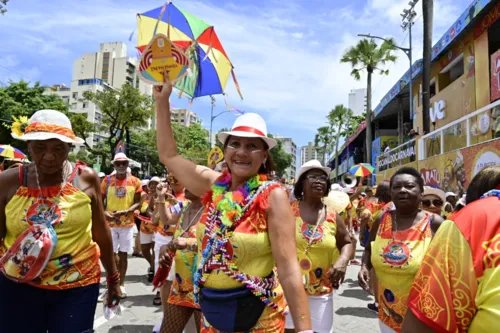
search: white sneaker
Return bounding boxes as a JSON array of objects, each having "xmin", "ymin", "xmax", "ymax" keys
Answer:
[
  {"xmin": 120, "ymin": 285, "xmax": 127, "ymax": 298},
  {"xmin": 97, "ymin": 289, "xmax": 108, "ymax": 303}
]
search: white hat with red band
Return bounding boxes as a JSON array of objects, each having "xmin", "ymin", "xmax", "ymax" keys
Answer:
[
  {"xmin": 111, "ymin": 152, "xmax": 130, "ymax": 164},
  {"xmin": 218, "ymin": 113, "xmax": 277, "ymax": 149}
]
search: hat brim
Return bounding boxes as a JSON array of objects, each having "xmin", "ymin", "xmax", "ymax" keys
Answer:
[
  {"xmin": 218, "ymin": 131, "xmax": 277, "ymax": 149},
  {"xmin": 423, "ymin": 188, "xmax": 446, "ymax": 202},
  {"xmin": 12, "ymin": 132, "xmax": 85, "ymax": 145},
  {"xmin": 111, "ymin": 158, "xmax": 131, "ymax": 164},
  {"xmin": 295, "ymin": 165, "xmax": 331, "ymax": 182}
]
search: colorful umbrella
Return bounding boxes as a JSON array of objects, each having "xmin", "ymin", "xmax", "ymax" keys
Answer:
[
  {"xmin": 349, "ymin": 163, "xmax": 375, "ymax": 177},
  {"xmin": 137, "ymin": 2, "xmax": 241, "ymax": 99},
  {"xmin": 0, "ymin": 145, "xmax": 26, "ymax": 159}
]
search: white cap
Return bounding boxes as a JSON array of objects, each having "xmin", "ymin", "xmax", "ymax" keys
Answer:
[
  {"xmin": 296, "ymin": 160, "xmax": 330, "ymax": 181},
  {"xmin": 98, "ymin": 172, "xmax": 106, "ymax": 178},
  {"xmin": 331, "ymin": 183, "xmax": 343, "ymax": 192},
  {"xmin": 111, "ymin": 152, "xmax": 130, "ymax": 164},
  {"xmin": 445, "ymin": 192, "xmax": 457, "ymax": 198},
  {"xmin": 150, "ymin": 176, "xmax": 161, "ymax": 184},
  {"xmin": 141, "ymin": 179, "xmax": 150, "ymax": 186}
]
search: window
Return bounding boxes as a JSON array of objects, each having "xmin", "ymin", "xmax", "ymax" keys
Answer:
[
  {"xmin": 430, "ymin": 79, "xmax": 436, "ymax": 98},
  {"xmin": 71, "ymin": 103, "xmax": 77, "ymax": 109},
  {"xmin": 83, "ymin": 102, "xmax": 88, "ymax": 108},
  {"xmin": 438, "ymin": 53, "xmax": 464, "ymax": 91},
  {"xmin": 72, "ymin": 92, "xmax": 78, "ymax": 99}
]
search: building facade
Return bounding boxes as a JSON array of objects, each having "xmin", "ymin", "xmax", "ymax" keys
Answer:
[
  {"xmin": 348, "ymin": 88, "xmax": 367, "ymax": 116},
  {"xmin": 276, "ymin": 136, "xmax": 297, "ymax": 179},
  {"xmin": 170, "ymin": 108, "xmax": 200, "ymax": 127},
  {"xmin": 45, "ymin": 42, "xmax": 153, "ymax": 151},
  {"xmin": 300, "ymin": 142, "xmax": 319, "ymax": 166}
]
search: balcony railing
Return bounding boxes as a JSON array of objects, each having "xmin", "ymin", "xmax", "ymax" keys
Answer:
[{"xmin": 418, "ymin": 99, "xmax": 500, "ymax": 160}]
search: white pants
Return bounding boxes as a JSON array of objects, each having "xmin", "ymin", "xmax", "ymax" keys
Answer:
[
  {"xmin": 111, "ymin": 227, "xmax": 134, "ymax": 253},
  {"xmin": 285, "ymin": 293, "xmax": 334, "ymax": 333},
  {"xmin": 140, "ymin": 232, "xmax": 155, "ymax": 245},
  {"xmin": 379, "ymin": 321, "xmax": 397, "ymax": 333},
  {"xmin": 154, "ymin": 232, "xmax": 175, "ymax": 281}
]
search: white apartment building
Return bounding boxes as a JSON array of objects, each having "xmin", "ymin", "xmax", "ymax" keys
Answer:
[
  {"xmin": 45, "ymin": 42, "xmax": 153, "ymax": 151},
  {"xmin": 348, "ymin": 88, "xmax": 367, "ymax": 116},
  {"xmin": 275, "ymin": 136, "xmax": 297, "ymax": 179},
  {"xmin": 170, "ymin": 108, "xmax": 200, "ymax": 127},
  {"xmin": 300, "ymin": 142, "xmax": 319, "ymax": 165}
]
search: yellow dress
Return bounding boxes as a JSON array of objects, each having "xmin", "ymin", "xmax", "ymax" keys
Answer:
[
  {"xmin": 3, "ymin": 168, "xmax": 100, "ymax": 290},
  {"xmin": 196, "ymin": 183, "xmax": 286, "ymax": 333},
  {"xmin": 291, "ymin": 200, "xmax": 339, "ymax": 296},
  {"xmin": 167, "ymin": 211, "xmax": 200, "ymax": 309},
  {"xmin": 371, "ymin": 210, "xmax": 433, "ymax": 332},
  {"xmin": 407, "ymin": 196, "xmax": 500, "ymax": 333}
]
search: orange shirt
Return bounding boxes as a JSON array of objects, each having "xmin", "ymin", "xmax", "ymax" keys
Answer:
[{"xmin": 407, "ymin": 196, "xmax": 500, "ymax": 333}]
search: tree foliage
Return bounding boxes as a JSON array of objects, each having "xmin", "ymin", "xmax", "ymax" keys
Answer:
[
  {"xmin": 78, "ymin": 83, "xmax": 155, "ymax": 163},
  {"xmin": 327, "ymin": 105, "xmax": 353, "ymax": 179},
  {"xmin": 0, "ymin": 80, "xmax": 69, "ymax": 152},
  {"xmin": 314, "ymin": 126, "xmax": 333, "ymax": 166},
  {"xmin": 1, "ymin": 0, "xmax": 8, "ymax": 15},
  {"xmin": 341, "ymin": 38, "xmax": 397, "ymax": 167}
]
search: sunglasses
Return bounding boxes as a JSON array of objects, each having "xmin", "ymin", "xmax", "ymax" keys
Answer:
[
  {"xmin": 305, "ymin": 174, "xmax": 329, "ymax": 183},
  {"xmin": 114, "ymin": 161, "xmax": 128, "ymax": 167},
  {"xmin": 422, "ymin": 199, "xmax": 443, "ymax": 207}
]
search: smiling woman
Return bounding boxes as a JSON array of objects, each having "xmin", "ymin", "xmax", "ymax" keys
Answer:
[
  {"xmin": 154, "ymin": 75, "xmax": 312, "ymax": 333},
  {"xmin": 0, "ymin": 109, "xmax": 120, "ymax": 333}
]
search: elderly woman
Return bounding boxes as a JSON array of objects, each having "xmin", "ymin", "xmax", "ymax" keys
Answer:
[
  {"xmin": 0, "ymin": 110, "xmax": 120, "ymax": 332},
  {"xmin": 154, "ymin": 77, "xmax": 312, "ymax": 332},
  {"xmin": 421, "ymin": 186, "xmax": 446, "ymax": 217},
  {"xmin": 402, "ymin": 165, "xmax": 500, "ymax": 333},
  {"xmin": 358, "ymin": 167, "xmax": 443, "ymax": 333},
  {"xmin": 285, "ymin": 160, "xmax": 352, "ymax": 333}
]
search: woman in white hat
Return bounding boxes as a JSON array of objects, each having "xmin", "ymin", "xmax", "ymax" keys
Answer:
[
  {"xmin": 154, "ymin": 78, "xmax": 312, "ymax": 332},
  {"xmin": 0, "ymin": 109, "xmax": 120, "ymax": 332},
  {"xmin": 421, "ymin": 186, "xmax": 446, "ymax": 217},
  {"xmin": 286, "ymin": 160, "xmax": 352, "ymax": 333}
]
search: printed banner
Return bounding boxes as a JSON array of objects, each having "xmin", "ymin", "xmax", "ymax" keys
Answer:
[{"xmin": 491, "ymin": 49, "xmax": 500, "ymax": 102}]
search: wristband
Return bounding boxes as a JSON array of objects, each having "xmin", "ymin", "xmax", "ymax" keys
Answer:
[
  {"xmin": 298, "ymin": 331, "xmax": 313, "ymax": 333},
  {"xmin": 106, "ymin": 271, "xmax": 120, "ymax": 284},
  {"xmin": 156, "ymin": 200, "xmax": 166, "ymax": 204}
]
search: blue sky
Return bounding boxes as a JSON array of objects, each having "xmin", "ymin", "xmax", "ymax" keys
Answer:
[{"xmin": 0, "ymin": 0, "xmax": 473, "ymax": 153}]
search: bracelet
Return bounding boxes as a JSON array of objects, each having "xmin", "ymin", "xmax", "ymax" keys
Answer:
[
  {"xmin": 156, "ymin": 200, "xmax": 166, "ymax": 204},
  {"xmin": 298, "ymin": 331, "xmax": 313, "ymax": 333},
  {"xmin": 106, "ymin": 271, "xmax": 120, "ymax": 284}
]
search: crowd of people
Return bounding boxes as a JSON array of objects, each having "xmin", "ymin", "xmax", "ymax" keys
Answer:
[{"xmin": 0, "ymin": 76, "xmax": 498, "ymax": 333}]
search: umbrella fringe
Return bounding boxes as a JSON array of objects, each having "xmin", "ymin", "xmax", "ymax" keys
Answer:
[{"xmin": 231, "ymin": 70, "xmax": 244, "ymax": 100}]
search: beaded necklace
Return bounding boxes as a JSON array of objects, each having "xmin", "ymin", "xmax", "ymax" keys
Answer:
[
  {"xmin": 193, "ymin": 172, "xmax": 286, "ymax": 313},
  {"xmin": 480, "ymin": 189, "xmax": 500, "ymax": 199}
]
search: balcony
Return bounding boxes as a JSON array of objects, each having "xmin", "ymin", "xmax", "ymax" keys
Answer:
[{"xmin": 418, "ymin": 99, "xmax": 500, "ymax": 160}]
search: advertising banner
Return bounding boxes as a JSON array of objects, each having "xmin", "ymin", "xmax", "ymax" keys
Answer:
[
  {"xmin": 378, "ymin": 139, "xmax": 416, "ymax": 171},
  {"xmin": 491, "ymin": 49, "xmax": 500, "ymax": 102}
]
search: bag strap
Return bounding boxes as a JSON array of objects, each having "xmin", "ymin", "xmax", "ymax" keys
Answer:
[{"xmin": 103, "ymin": 175, "xmax": 112, "ymax": 209}]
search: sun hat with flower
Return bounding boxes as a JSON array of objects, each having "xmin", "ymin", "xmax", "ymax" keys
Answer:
[
  {"xmin": 218, "ymin": 113, "xmax": 276, "ymax": 149},
  {"xmin": 11, "ymin": 109, "xmax": 84, "ymax": 145}
]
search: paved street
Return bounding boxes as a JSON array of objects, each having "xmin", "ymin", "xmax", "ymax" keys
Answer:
[{"xmin": 95, "ymin": 237, "xmax": 379, "ymax": 333}]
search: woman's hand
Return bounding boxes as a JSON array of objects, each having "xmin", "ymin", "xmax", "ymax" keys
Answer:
[
  {"xmin": 358, "ymin": 265, "xmax": 371, "ymax": 291},
  {"xmin": 107, "ymin": 280, "xmax": 122, "ymax": 307},
  {"xmin": 159, "ymin": 245, "xmax": 173, "ymax": 268},
  {"xmin": 328, "ymin": 257, "xmax": 348, "ymax": 289},
  {"xmin": 104, "ymin": 211, "xmax": 114, "ymax": 220},
  {"xmin": 153, "ymin": 72, "xmax": 173, "ymax": 108}
]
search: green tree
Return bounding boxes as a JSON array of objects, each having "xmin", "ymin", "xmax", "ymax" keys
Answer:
[
  {"xmin": 341, "ymin": 39, "xmax": 397, "ymax": 169},
  {"xmin": 79, "ymin": 83, "xmax": 154, "ymax": 163},
  {"xmin": 267, "ymin": 133, "xmax": 293, "ymax": 177},
  {"xmin": 314, "ymin": 126, "xmax": 333, "ymax": 166},
  {"xmin": 327, "ymin": 105, "xmax": 353, "ymax": 181},
  {"xmin": 1, "ymin": 0, "xmax": 8, "ymax": 15},
  {"xmin": 0, "ymin": 80, "xmax": 69, "ymax": 151}
]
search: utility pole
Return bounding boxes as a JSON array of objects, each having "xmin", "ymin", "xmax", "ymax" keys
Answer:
[{"xmin": 422, "ymin": 0, "xmax": 433, "ymax": 135}]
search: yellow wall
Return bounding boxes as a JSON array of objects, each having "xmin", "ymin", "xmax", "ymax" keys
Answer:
[{"xmin": 475, "ymin": 30, "xmax": 491, "ymax": 108}]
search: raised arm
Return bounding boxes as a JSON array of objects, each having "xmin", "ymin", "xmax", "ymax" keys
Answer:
[
  {"xmin": 154, "ymin": 76, "xmax": 220, "ymax": 196},
  {"xmin": 267, "ymin": 188, "xmax": 312, "ymax": 331}
]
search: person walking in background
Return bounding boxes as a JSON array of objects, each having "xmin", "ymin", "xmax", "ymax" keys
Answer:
[
  {"xmin": 402, "ymin": 165, "xmax": 500, "ymax": 333},
  {"xmin": 154, "ymin": 76, "xmax": 312, "ymax": 332},
  {"xmin": 358, "ymin": 167, "xmax": 443, "ymax": 333},
  {"xmin": 286, "ymin": 160, "xmax": 352, "ymax": 333},
  {"xmin": 100, "ymin": 152, "xmax": 142, "ymax": 300},
  {"xmin": 421, "ymin": 186, "xmax": 446, "ymax": 218},
  {"xmin": 0, "ymin": 109, "xmax": 120, "ymax": 332}
]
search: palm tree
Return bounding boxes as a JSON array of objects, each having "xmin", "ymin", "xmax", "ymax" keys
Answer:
[
  {"xmin": 341, "ymin": 39, "xmax": 397, "ymax": 170},
  {"xmin": 314, "ymin": 126, "xmax": 333, "ymax": 166},
  {"xmin": 328, "ymin": 105, "xmax": 353, "ymax": 181}
]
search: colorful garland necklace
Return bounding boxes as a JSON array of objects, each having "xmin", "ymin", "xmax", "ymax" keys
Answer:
[
  {"xmin": 193, "ymin": 172, "xmax": 287, "ymax": 313},
  {"xmin": 481, "ymin": 189, "xmax": 500, "ymax": 199}
]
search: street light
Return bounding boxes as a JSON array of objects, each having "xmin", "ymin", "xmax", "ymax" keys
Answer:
[
  {"xmin": 209, "ymin": 96, "xmax": 232, "ymax": 147},
  {"xmin": 358, "ymin": 2, "xmax": 417, "ymax": 144}
]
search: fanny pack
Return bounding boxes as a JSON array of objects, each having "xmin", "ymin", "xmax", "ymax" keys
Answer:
[
  {"xmin": 0, "ymin": 163, "xmax": 83, "ymax": 283},
  {"xmin": 199, "ymin": 286, "xmax": 265, "ymax": 332}
]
